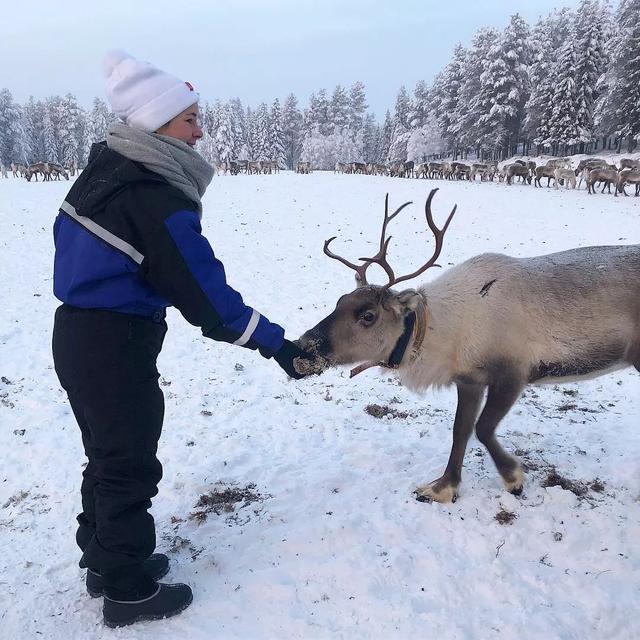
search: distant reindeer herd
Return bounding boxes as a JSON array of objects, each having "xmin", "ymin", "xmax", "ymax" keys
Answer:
[
  {"xmin": 4, "ymin": 155, "xmax": 638, "ymax": 195},
  {"xmin": 333, "ymin": 157, "xmax": 640, "ymax": 196},
  {"xmin": 0, "ymin": 161, "xmax": 77, "ymax": 182}
]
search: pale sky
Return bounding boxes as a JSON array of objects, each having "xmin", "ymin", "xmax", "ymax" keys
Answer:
[{"xmin": 4, "ymin": 0, "xmax": 585, "ymax": 118}]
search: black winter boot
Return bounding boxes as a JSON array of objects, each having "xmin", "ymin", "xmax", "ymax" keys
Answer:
[
  {"xmin": 103, "ymin": 582, "xmax": 193, "ymax": 628},
  {"xmin": 86, "ymin": 553, "xmax": 170, "ymax": 598}
]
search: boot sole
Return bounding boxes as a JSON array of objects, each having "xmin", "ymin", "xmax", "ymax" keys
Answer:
[
  {"xmin": 88, "ymin": 564, "xmax": 171, "ymax": 598},
  {"xmin": 103, "ymin": 590, "xmax": 193, "ymax": 628}
]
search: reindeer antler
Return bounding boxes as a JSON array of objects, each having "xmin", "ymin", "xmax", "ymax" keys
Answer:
[
  {"xmin": 323, "ymin": 194, "xmax": 412, "ymax": 286},
  {"xmin": 379, "ymin": 188, "xmax": 456, "ymax": 290},
  {"xmin": 323, "ymin": 189, "xmax": 456, "ymax": 289}
]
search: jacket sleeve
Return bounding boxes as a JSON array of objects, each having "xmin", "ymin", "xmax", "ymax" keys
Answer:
[{"xmin": 138, "ymin": 198, "xmax": 285, "ymax": 357}]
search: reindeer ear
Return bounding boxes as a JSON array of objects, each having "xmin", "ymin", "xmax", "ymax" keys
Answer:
[{"xmin": 395, "ymin": 289, "xmax": 422, "ymax": 313}]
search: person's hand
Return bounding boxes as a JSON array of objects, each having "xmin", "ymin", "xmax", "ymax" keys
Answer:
[{"xmin": 273, "ymin": 339, "xmax": 317, "ymax": 380}]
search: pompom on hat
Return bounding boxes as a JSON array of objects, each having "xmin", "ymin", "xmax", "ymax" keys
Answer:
[{"xmin": 103, "ymin": 49, "xmax": 199, "ymax": 133}]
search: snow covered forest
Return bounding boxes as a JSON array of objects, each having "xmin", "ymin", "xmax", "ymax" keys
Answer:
[{"xmin": 1, "ymin": 0, "xmax": 639, "ymax": 171}]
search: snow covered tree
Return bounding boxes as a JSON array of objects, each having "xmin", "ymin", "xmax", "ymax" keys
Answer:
[
  {"xmin": 268, "ymin": 98, "xmax": 286, "ymax": 167},
  {"xmin": 573, "ymin": 0, "xmax": 610, "ymax": 145},
  {"xmin": 88, "ymin": 97, "xmax": 113, "ymax": 144},
  {"xmin": 229, "ymin": 98, "xmax": 247, "ymax": 159},
  {"xmin": 545, "ymin": 28, "xmax": 581, "ymax": 151},
  {"xmin": 595, "ymin": 0, "xmax": 640, "ymax": 151},
  {"xmin": 476, "ymin": 14, "xmax": 532, "ymax": 157},
  {"xmin": 42, "ymin": 110, "xmax": 58, "ymax": 162},
  {"xmin": 22, "ymin": 97, "xmax": 45, "ymax": 163},
  {"xmin": 454, "ymin": 28, "xmax": 498, "ymax": 153},
  {"xmin": 437, "ymin": 44, "xmax": 467, "ymax": 152},
  {"xmin": 361, "ymin": 113, "xmax": 378, "ymax": 162},
  {"xmin": 406, "ymin": 113, "xmax": 447, "ymax": 161},
  {"xmin": 379, "ymin": 110, "xmax": 393, "ymax": 162},
  {"xmin": 348, "ymin": 81, "xmax": 367, "ymax": 133},
  {"xmin": 389, "ymin": 85, "xmax": 411, "ymax": 160},
  {"xmin": 329, "ymin": 85, "xmax": 349, "ymax": 134},
  {"xmin": 306, "ymin": 89, "xmax": 330, "ymax": 136},
  {"xmin": 408, "ymin": 80, "xmax": 429, "ymax": 130},
  {"xmin": 254, "ymin": 102, "xmax": 270, "ymax": 160},
  {"xmin": 0, "ymin": 89, "xmax": 21, "ymax": 164},
  {"xmin": 215, "ymin": 103, "xmax": 234, "ymax": 162},
  {"xmin": 282, "ymin": 93, "xmax": 303, "ymax": 169}
]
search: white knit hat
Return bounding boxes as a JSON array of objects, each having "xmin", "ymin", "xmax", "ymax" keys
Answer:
[{"xmin": 104, "ymin": 49, "xmax": 199, "ymax": 133}]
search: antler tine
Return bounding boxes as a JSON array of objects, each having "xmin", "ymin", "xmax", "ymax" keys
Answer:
[
  {"xmin": 380, "ymin": 188, "xmax": 456, "ymax": 291},
  {"xmin": 324, "ymin": 237, "xmax": 371, "ymax": 285},
  {"xmin": 356, "ymin": 194, "xmax": 413, "ymax": 286}
]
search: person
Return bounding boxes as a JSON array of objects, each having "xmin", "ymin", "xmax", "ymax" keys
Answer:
[{"xmin": 52, "ymin": 49, "xmax": 316, "ymax": 628}]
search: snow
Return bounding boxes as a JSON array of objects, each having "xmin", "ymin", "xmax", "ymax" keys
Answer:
[{"xmin": 1, "ymin": 171, "xmax": 639, "ymax": 639}]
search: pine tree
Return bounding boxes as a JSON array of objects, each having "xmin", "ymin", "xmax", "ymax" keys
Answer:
[
  {"xmin": 282, "ymin": 93, "xmax": 303, "ymax": 169},
  {"xmin": 215, "ymin": 103, "xmax": 235, "ymax": 162},
  {"xmin": 88, "ymin": 97, "xmax": 113, "ymax": 144},
  {"xmin": 0, "ymin": 89, "xmax": 20, "ymax": 164},
  {"xmin": 379, "ymin": 110, "xmax": 393, "ymax": 162},
  {"xmin": 22, "ymin": 97, "xmax": 45, "ymax": 162},
  {"xmin": 361, "ymin": 113, "xmax": 378, "ymax": 162},
  {"xmin": 348, "ymin": 81, "xmax": 367, "ymax": 133},
  {"xmin": 408, "ymin": 80, "xmax": 429, "ymax": 130},
  {"xmin": 43, "ymin": 110, "xmax": 58, "ymax": 162},
  {"xmin": 254, "ymin": 102, "xmax": 270, "ymax": 160},
  {"xmin": 269, "ymin": 98, "xmax": 286, "ymax": 167},
  {"xmin": 595, "ymin": 0, "xmax": 640, "ymax": 150},
  {"xmin": 476, "ymin": 14, "xmax": 531, "ymax": 156},
  {"xmin": 329, "ymin": 85, "xmax": 349, "ymax": 134},
  {"xmin": 229, "ymin": 98, "xmax": 247, "ymax": 159},
  {"xmin": 574, "ymin": 0, "xmax": 610, "ymax": 144},
  {"xmin": 454, "ymin": 28, "xmax": 498, "ymax": 153},
  {"xmin": 389, "ymin": 86, "xmax": 411, "ymax": 160},
  {"xmin": 438, "ymin": 44, "xmax": 467, "ymax": 152},
  {"xmin": 546, "ymin": 28, "xmax": 581, "ymax": 150}
]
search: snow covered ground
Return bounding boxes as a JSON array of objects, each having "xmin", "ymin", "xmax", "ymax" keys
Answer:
[{"xmin": 0, "ymin": 171, "xmax": 638, "ymax": 640}]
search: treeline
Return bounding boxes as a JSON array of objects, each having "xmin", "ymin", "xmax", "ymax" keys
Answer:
[{"xmin": 0, "ymin": 0, "xmax": 638, "ymax": 171}]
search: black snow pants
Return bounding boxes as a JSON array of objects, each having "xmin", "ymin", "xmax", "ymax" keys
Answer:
[{"xmin": 52, "ymin": 304, "xmax": 167, "ymax": 596}]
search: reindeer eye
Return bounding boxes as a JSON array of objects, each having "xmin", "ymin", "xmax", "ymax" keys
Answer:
[{"xmin": 358, "ymin": 310, "xmax": 377, "ymax": 326}]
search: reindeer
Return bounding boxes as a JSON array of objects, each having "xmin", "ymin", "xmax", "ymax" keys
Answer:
[
  {"xmin": 616, "ymin": 168, "xmax": 640, "ymax": 197},
  {"xmin": 297, "ymin": 190, "xmax": 640, "ymax": 503},
  {"xmin": 373, "ymin": 164, "xmax": 388, "ymax": 176},
  {"xmin": 586, "ymin": 168, "xmax": 618, "ymax": 194},
  {"xmin": 620, "ymin": 158, "xmax": 640, "ymax": 171},
  {"xmin": 0, "ymin": 163, "xmax": 7, "ymax": 179},
  {"xmin": 25, "ymin": 162, "xmax": 50, "ymax": 182},
  {"xmin": 534, "ymin": 165, "xmax": 556, "ymax": 188},
  {"xmin": 414, "ymin": 163, "xmax": 428, "ymax": 179},
  {"xmin": 506, "ymin": 163, "xmax": 531, "ymax": 185},
  {"xmin": 469, "ymin": 163, "xmax": 488, "ymax": 181},
  {"xmin": 48, "ymin": 163, "xmax": 69, "ymax": 180},
  {"xmin": 296, "ymin": 161, "xmax": 311, "ymax": 174},
  {"xmin": 553, "ymin": 167, "xmax": 576, "ymax": 189},
  {"xmin": 351, "ymin": 162, "xmax": 367, "ymax": 175},
  {"xmin": 247, "ymin": 161, "xmax": 262, "ymax": 175}
]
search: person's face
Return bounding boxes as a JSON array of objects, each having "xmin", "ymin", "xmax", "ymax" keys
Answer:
[{"xmin": 156, "ymin": 103, "xmax": 203, "ymax": 147}]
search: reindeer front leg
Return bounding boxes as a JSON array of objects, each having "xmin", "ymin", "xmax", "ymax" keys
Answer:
[{"xmin": 415, "ymin": 383, "xmax": 484, "ymax": 503}]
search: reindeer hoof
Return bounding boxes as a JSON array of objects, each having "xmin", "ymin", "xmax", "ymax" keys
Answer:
[
  {"xmin": 415, "ymin": 480, "xmax": 459, "ymax": 504},
  {"xmin": 504, "ymin": 466, "xmax": 525, "ymax": 496}
]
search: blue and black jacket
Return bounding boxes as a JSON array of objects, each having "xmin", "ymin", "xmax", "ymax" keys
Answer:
[{"xmin": 53, "ymin": 142, "xmax": 285, "ymax": 356}]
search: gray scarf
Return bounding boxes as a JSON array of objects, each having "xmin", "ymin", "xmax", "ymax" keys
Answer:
[{"xmin": 106, "ymin": 121, "xmax": 214, "ymax": 215}]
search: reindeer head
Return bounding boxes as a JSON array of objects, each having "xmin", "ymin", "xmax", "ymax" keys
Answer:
[{"xmin": 298, "ymin": 189, "xmax": 455, "ymax": 376}]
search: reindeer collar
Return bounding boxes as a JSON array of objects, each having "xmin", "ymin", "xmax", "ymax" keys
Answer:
[{"xmin": 349, "ymin": 299, "xmax": 427, "ymax": 378}]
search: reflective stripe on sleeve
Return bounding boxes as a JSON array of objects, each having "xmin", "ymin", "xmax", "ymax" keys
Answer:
[
  {"xmin": 233, "ymin": 309, "xmax": 261, "ymax": 346},
  {"xmin": 60, "ymin": 200, "xmax": 144, "ymax": 265}
]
